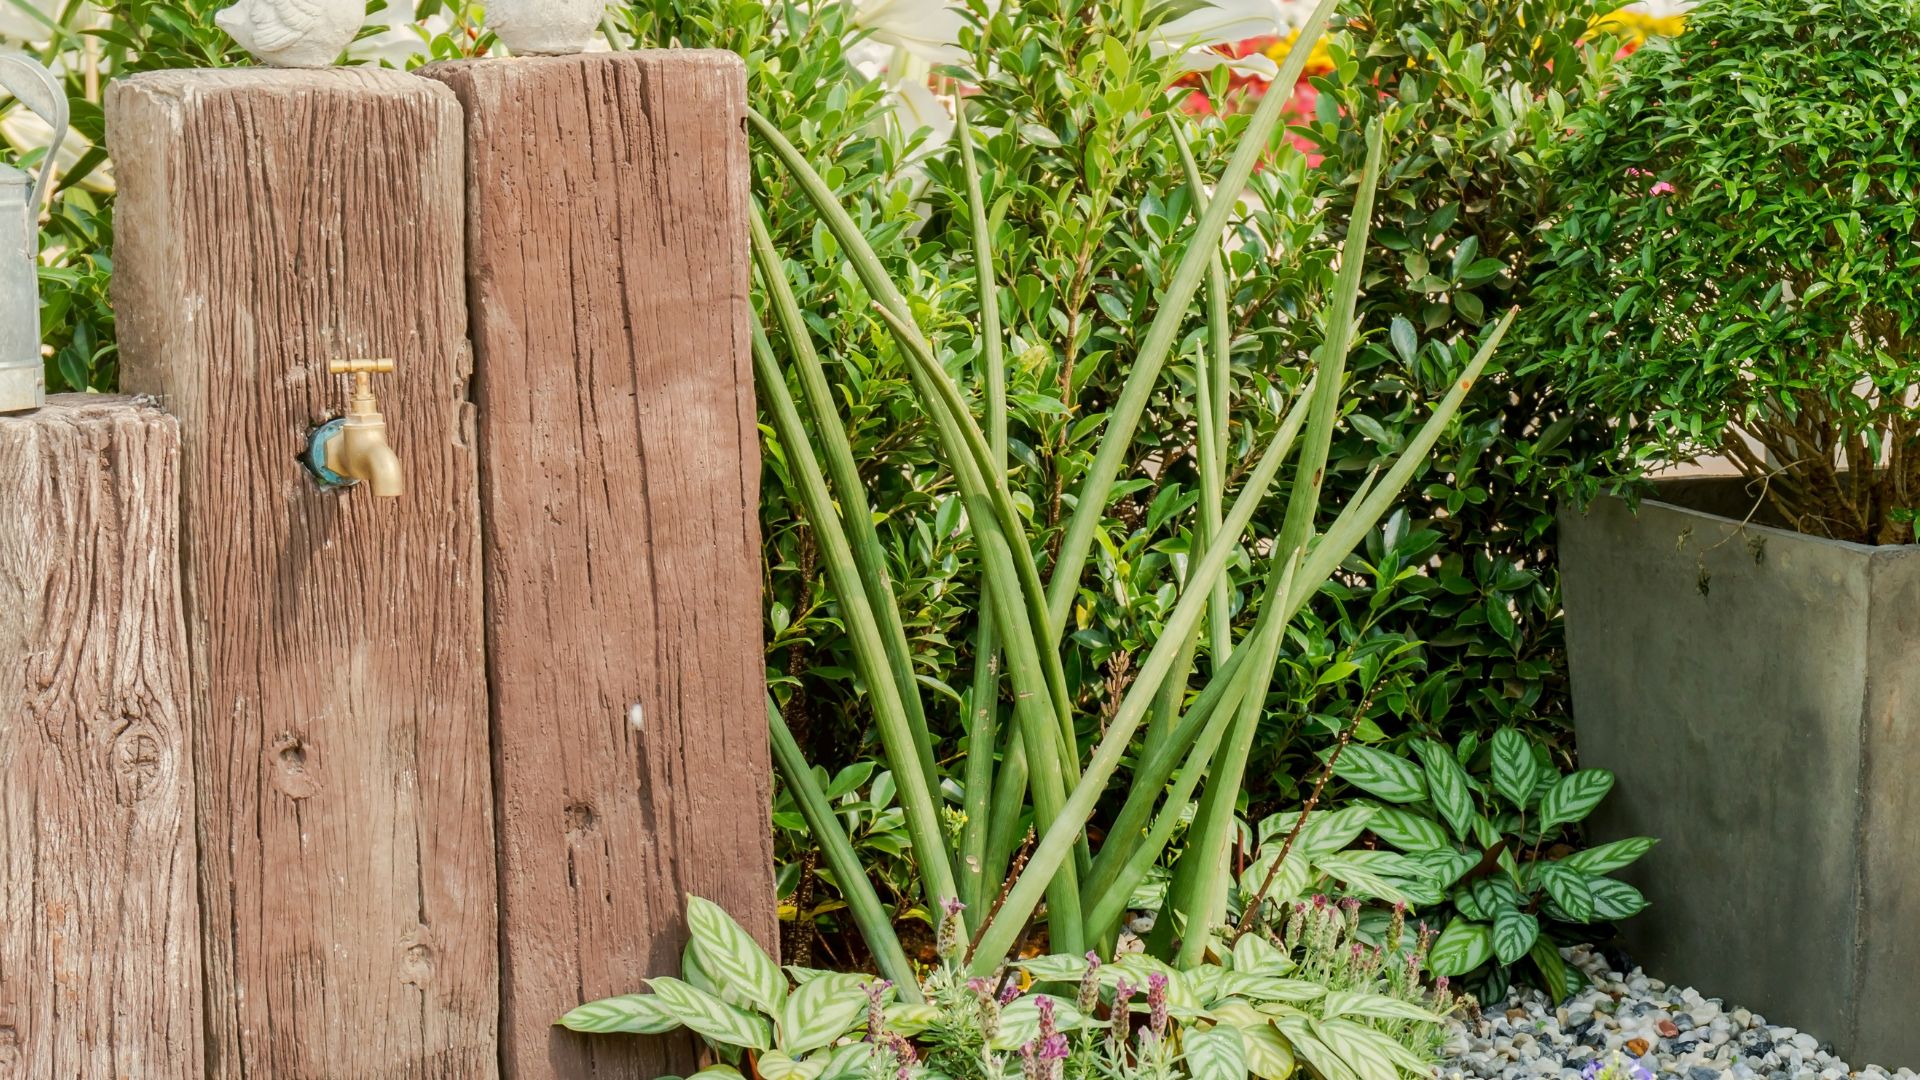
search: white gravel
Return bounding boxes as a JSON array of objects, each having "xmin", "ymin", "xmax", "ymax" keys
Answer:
[{"xmin": 1438, "ymin": 945, "xmax": 1917, "ymax": 1080}]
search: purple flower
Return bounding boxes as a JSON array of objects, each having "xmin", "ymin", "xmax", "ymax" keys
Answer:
[
  {"xmin": 1036, "ymin": 994, "xmax": 1057, "ymax": 1041},
  {"xmin": 937, "ymin": 897, "xmax": 966, "ymax": 960},
  {"xmin": 1146, "ymin": 972, "xmax": 1169, "ymax": 1039},
  {"xmin": 864, "ymin": 979, "xmax": 891, "ymax": 1042},
  {"xmin": 1109, "ymin": 978, "xmax": 1134, "ymax": 1046},
  {"xmin": 999, "ymin": 978, "xmax": 1021, "ymax": 1005},
  {"xmin": 1077, "ymin": 951, "xmax": 1102, "ymax": 1012}
]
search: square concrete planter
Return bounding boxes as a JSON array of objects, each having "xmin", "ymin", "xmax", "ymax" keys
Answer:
[{"xmin": 1561, "ymin": 479, "xmax": 1920, "ymax": 1068}]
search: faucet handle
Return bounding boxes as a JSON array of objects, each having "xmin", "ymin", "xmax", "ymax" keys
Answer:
[{"xmin": 328, "ymin": 358, "xmax": 395, "ymax": 377}]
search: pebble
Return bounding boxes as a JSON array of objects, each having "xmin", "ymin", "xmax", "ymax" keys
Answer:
[{"xmin": 1436, "ymin": 946, "xmax": 1917, "ymax": 1080}]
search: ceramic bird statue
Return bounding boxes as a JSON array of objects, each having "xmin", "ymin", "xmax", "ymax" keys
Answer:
[
  {"xmin": 485, "ymin": 0, "xmax": 607, "ymax": 56},
  {"xmin": 216, "ymin": 0, "xmax": 364, "ymax": 69}
]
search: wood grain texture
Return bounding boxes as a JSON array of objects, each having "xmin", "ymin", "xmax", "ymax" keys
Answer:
[
  {"xmin": 107, "ymin": 70, "xmax": 497, "ymax": 1079},
  {"xmin": 420, "ymin": 53, "xmax": 774, "ymax": 1079},
  {"xmin": 0, "ymin": 396, "xmax": 202, "ymax": 1080}
]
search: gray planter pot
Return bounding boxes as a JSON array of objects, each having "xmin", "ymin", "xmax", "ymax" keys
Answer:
[{"xmin": 1561, "ymin": 480, "xmax": 1920, "ymax": 1068}]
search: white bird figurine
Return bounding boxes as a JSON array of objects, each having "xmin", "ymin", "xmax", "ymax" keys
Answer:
[
  {"xmin": 216, "ymin": 0, "xmax": 364, "ymax": 69},
  {"xmin": 485, "ymin": 0, "xmax": 607, "ymax": 56}
]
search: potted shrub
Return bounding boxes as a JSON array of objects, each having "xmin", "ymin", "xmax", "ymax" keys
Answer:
[{"xmin": 1529, "ymin": 0, "xmax": 1920, "ymax": 1064}]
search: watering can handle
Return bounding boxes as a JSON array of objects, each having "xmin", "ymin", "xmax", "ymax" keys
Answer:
[{"xmin": 0, "ymin": 51, "xmax": 71, "ymax": 209}]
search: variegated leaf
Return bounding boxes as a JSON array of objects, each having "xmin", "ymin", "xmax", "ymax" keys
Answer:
[
  {"xmin": 1239, "ymin": 1021, "xmax": 1297, "ymax": 1080},
  {"xmin": 1330, "ymin": 745, "xmax": 1427, "ymax": 804},
  {"xmin": 1426, "ymin": 920, "xmax": 1493, "ymax": 977},
  {"xmin": 989, "ymin": 995, "xmax": 1088, "ymax": 1050},
  {"xmin": 884, "ymin": 1002, "xmax": 941, "ymax": 1035},
  {"xmin": 1184, "ymin": 1026, "xmax": 1248, "ymax": 1080},
  {"xmin": 1320, "ymin": 1016, "xmax": 1433, "ymax": 1077},
  {"xmin": 1366, "ymin": 805, "xmax": 1451, "ymax": 852},
  {"xmin": 1537, "ymin": 769, "xmax": 1615, "ymax": 834},
  {"xmin": 1563, "ymin": 836, "xmax": 1657, "ymax": 875},
  {"xmin": 686, "ymin": 896, "xmax": 786, "ymax": 1012},
  {"xmin": 647, "ymin": 977, "xmax": 772, "ymax": 1050},
  {"xmin": 1213, "ymin": 972, "xmax": 1327, "ymax": 1005},
  {"xmin": 1271, "ymin": 1013, "xmax": 1358, "ymax": 1080},
  {"xmin": 1319, "ymin": 990, "xmax": 1444, "ymax": 1025},
  {"xmin": 1489, "ymin": 727, "xmax": 1539, "ymax": 809},
  {"xmin": 1016, "ymin": 953, "xmax": 1089, "ymax": 981},
  {"xmin": 1230, "ymin": 933, "xmax": 1295, "ymax": 977},
  {"xmin": 815, "ymin": 1042, "xmax": 872, "ymax": 1080},
  {"xmin": 1492, "ymin": 905, "xmax": 1540, "ymax": 964},
  {"xmin": 1295, "ymin": 805, "xmax": 1376, "ymax": 858},
  {"xmin": 556, "ymin": 992, "xmax": 680, "ymax": 1035},
  {"xmin": 1237, "ymin": 850, "xmax": 1311, "ymax": 912},
  {"xmin": 1413, "ymin": 739, "xmax": 1476, "ymax": 842},
  {"xmin": 776, "ymin": 971, "xmax": 872, "ymax": 1055},
  {"xmin": 1587, "ymin": 876, "xmax": 1649, "ymax": 920},
  {"xmin": 754, "ymin": 1051, "xmax": 826, "ymax": 1080},
  {"xmin": 690, "ymin": 1068, "xmax": 746, "ymax": 1080}
]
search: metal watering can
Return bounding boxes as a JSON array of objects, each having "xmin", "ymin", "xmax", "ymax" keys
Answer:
[{"xmin": 0, "ymin": 52, "xmax": 68, "ymax": 414}]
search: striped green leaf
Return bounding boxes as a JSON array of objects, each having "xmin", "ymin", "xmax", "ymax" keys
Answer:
[
  {"xmin": 1564, "ymin": 836, "xmax": 1657, "ymax": 875},
  {"xmin": 1539, "ymin": 862, "xmax": 1597, "ymax": 921},
  {"xmin": 689, "ymin": 1068, "xmax": 746, "ymax": 1080},
  {"xmin": 1294, "ymin": 806, "xmax": 1376, "ymax": 858},
  {"xmin": 1318, "ymin": 990, "xmax": 1443, "ymax": 1025},
  {"xmin": 1414, "ymin": 739, "xmax": 1476, "ymax": 841},
  {"xmin": 816, "ymin": 1043, "xmax": 872, "ymax": 1080},
  {"xmin": 686, "ymin": 895, "xmax": 786, "ymax": 1013},
  {"xmin": 1319, "ymin": 1016, "xmax": 1435, "ymax": 1077},
  {"xmin": 1587, "ymin": 876, "xmax": 1650, "ymax": 920},
  {"xmin": 1331, "ymin": 745, "xmax": 1427, "ymax": 804},
  {"xmin": 1366, "ymin": 805, "xmax": 1451, "ymax": 852},
  {"xmin": 646, "ymin": 977, "xmax": 772, "ymax": 1051},
  {"xmin": 1490, "ymin": 728, "xmax": 1540, "ymax": 809},
  {"xmin": 556, "ymin": 992, "xmax": 680, "ymax": 1035},
  {"xmin": 1313, "ymin": 851, "xmax": 1419, "ymax": 905},
  {"xmin": 1184, "ymin": 1026, "xmax": 1248, "ymax": 1080},
  {"xmin": 1212, "ymin": 973, "xmax": 1327, "ymax": 1004},
  {"xmin": 1491, "ymin": 905, "xmax": 1540, "ymax": 964},
  {"xmin": 1272, "ymin": 1014, "xmax": 1357, "ymax": 1080},
  {"xmin": 1530, "ymin": 938, "xmax": 1585, "ymax": 1003},
  {"xmin": 884, "ymin": 1002, "xmax": 942, "ymax": 1036},
  {"xmin": 1537, "ymin": 769, "xmax": 1615, "ymax": 833},
  {"xmin": 756, "ymin": 1051, "xmax": 826, "ymax": 1080},
  {"xmin": 1229, "ymin": 933, "xmax": 1295, "ymax": 977},
  {"xmin": 1239, "ymin": 1021, "xmax": 1297, "ymax": 1080},
  {"xmin": 1408, "ymin": 847, "xmax": 1478, "ymax": 890},
  {"xmin": 775, "ymin": 971, "xmax": 871, "ymax": 1055},
  {"xmin": 1426, "ymin": 920, "xmax": 1493, "ymax": 977}
]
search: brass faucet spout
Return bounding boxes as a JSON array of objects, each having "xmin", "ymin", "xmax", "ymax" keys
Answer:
[{"xmin": 311, "ymin": 358, "xmax": 404, "ymax": 497}]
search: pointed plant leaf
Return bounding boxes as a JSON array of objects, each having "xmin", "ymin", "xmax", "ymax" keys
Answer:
[
  {"xmin": 1239, "ymin": 1021, "xmax": 1297, "ymax": 1080},
  {"xmin": 1367, "ymin": 805, "xmax": 1451, "ymax": 852},
  {"xmin": 1414, "ymin": 739, "xmax": 1476, "ymax": 841},
  {"xmin": 776, "ymin": 972, "xmax": 873, "ymax": 1055},
  {"xmin": 556, "ymin": 992, "xmax": 680, "ymax": 1035},
  {"xmin": 1539, "ymin": 863, "xmax": 1598, "ymax": 921},
  {"xmin": 1320, "ymin": 990, "xmax": 1444, "ymax": 1024},
  {"xmin": 756, "ymin": 1051, "xmax": 826, "ymax": 1080},
  {"xmin": 1272, "ymin": 1014, "xmax": 1358, "ymax": 1080},
  {"xmin": 1426, "ymin": 920, "xmax": 1493, "ymax": 977},
  {"xmin": 1537, "ymin": 769, "xmax": 1615, "ymax": 833},
  {"xmin": 686, "ymin": 896, "xmax": 787, "ymax": 1012},
  {"xmin": 1491, "ymin": 905, "xmax": 1540, "ymax": 964},
  {"xmin": 1588, "ymin": 876, "xmax": 1650, "ymax": 920},
  {"xmin": 1330, "ymin": 745, "xmax": 1427, "ymax": 804},
  {"xmin": 1490, "ymin": 728, "xmax": 1540, "ymax": 809},
  {"xmin": 1564, "ymin": 836, "xmax": 1657, "ymax": 875},
  {"xmin": 1185, "ymin": 1026, "xmax": 1249, "ymax": 1080},
  {"xmin": 647, "ymin": 977, "xmax": 772, "ymax": 1050},
  {"xmin": 1318, "ymin": 1016, "xmax": 1428, "ymax": 1079},
  {"xmin": 1530, "ymin": 938, "xmax": 1584, "ymax": 1004}
]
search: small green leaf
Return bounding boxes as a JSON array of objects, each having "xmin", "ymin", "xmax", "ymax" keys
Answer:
[
  {"xmin": 1331, "ymin": 745, "xmax": 1427, "ymax": 804},
  {"xmin": 1530, "ymin": 938, "xmax": 1583, "ymax": 1003},
  {"xmin": 1489, "ymin": 728, "xmax": 1540, "ymax": 809},
  {"xmin": 1539, "ymin": 864, "xmax": 1597, "ymax": 921},
  {"xmin": 1563, "ymin": 836, "xmax": 1657, "ymax": 875},
  {"xmin": 1537, "ymin": 770, "xmax": 1615, "ymax": 833},
  {"xmin": 1389, "ymin": 315, "xmax": 1419, "ymax": 364},
  {"xmin": 1240, "ymin": 1022, "xmax": 1297, "ymax": 1080},
  {"xmin": 1491, "ymin": 906, "xmax": 1540, "ymax": 964},
  {"xmin": 1426, "ymin": 920, "xmax": 1493, "ymax": 977}
]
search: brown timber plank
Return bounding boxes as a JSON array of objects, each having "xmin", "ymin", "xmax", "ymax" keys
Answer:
[
  {"xmin": 108, "ymin": 69, "xmax": 497, "ymax": 1078},
  {"xmin": 421, "ymin": 52, "xmax": 774, "ymax": 1078},
  {"xmin": 0, "ymin": 396, "xmax": 203, "ymax": 1080}
]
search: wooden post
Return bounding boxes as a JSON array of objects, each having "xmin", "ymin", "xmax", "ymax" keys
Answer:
[
  {"xmin": 0, "ymin": 397, "xmax": 203, "ymax": 1080},
  {"xmin": 108, "ymin": 70, "xmax": 498, "ymax": 1078},
  {"xmin": 421, "ymin": 53, "xmax": 775, "ymax": 1077}
]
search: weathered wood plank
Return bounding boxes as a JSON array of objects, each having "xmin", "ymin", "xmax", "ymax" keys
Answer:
[
  {"xmin": 0, "ymin": 396, "xmax": 202, "ymax": 1080},
  {"xmin": 107, "ymin": 69, "xmax": 497, "ymax": 1078},
  {"xmin": 421, "ymin": 52, "xmax": 774, "ymax": 1078}
]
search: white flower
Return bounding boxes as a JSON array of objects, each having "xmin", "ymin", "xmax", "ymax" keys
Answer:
[
  {"xmin": 886, "ymin": 77, "xmax": 953, "ymax": 166},
  {"xmin": 852, "ymin": 0, "xmax": 968, "ymax": 66},
  {"xmin": 1150, "ymin": 0, "xmax": 1295, "ymax": 80},
  {"xmin": 346, "ymin": 12, "xmax": 455, "ymax": 68},
  {"xmin": 1622, "ymin": 0, "xmax": 1694, "ymax": 16}
]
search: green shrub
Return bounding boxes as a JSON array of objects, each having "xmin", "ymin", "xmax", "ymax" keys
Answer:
[
  {"xmin": 1531, "ymin": 0, "xmax": 1920, "ymax": 544},
  {"xmin": 1287, "ymin": 0, "xmax": 1633, "ymax": 773}
]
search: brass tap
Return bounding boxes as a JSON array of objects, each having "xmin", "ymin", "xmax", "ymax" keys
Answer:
[{"xmin": 321, "ymin": 358, "xmax": 403, "ymax": 497}]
